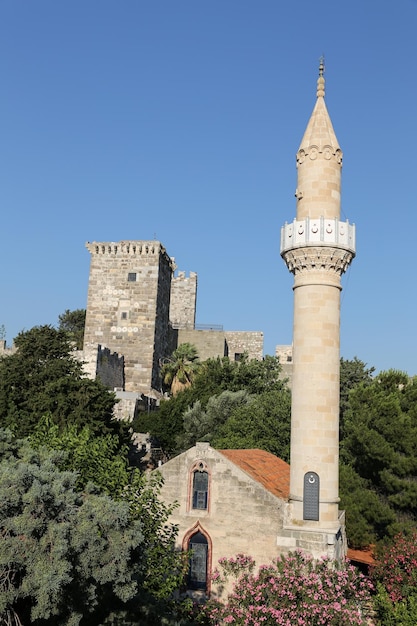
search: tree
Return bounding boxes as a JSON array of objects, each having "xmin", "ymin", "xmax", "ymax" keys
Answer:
[
  {"xmin": 0, "ymin": 429, "xmax": 194, "ymax": 626},
  {"xmin": 176, "ymin": 390, "xmax": 251, "ymax": 451},
  {"xmin": 339, "ymin": 463, "xmax": 398, "ymax": 548},
  {"xmin": 191, "ymin": 354, "xmax": 286, "ymax": 399},
  {"xmin": 212, "ymin": 388, "xmax": 291, "ymax": 461},
  {"xmin": 120, "ymin": 471, "xmax": 189, "ymax": 604},
  {"xmin": 339, "ymin": 357, "xmax": 375, "ymax": 438},
  {"xmin": 340, "ymin": 370, "xmax": 417, "ymax": 546},
  {"xmin": 0, "ymin": 430, "xmax": 143, "ymax": 626},
  {"xmin": 161, "ymin": 343, "xmax": 200, "ymax": 396},
  {"xmin": 202, "ymin": 551, "xmax": 372, "ymax": 625},
  {"xmin": 137, "ymin": 355, "xmax": 287, "ymax": 454},
  {"xmin": 29, "ymin": 415, "xmax": 130, "ymax": 497},
  {"xmin": 58, "ymin": 309, "xmax": 86, "ymax": 350},
  {"xmin": 0, "ymin": 325, "xmax": 123, "ymax": 440}
]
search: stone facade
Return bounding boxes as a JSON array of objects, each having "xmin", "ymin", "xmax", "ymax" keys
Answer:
[
  {"xmin": 84, "ymin": 241, "xmax": 174, "ymax": 395},
  {"xmin": 275, "ymin": 344, "xmax": 293, "ymax": 387},
  {"xmin": 81, "ymin": 343, "xmax": 124, "ymax": 390},
  {"xmin": 170, "ymin": 271, "xmax": 197, "ymax": 328},
  {"xmin": 177, "ymin": 328, "xmax": 226, "ymax": 362},
  {"xmin": 156, "ymin": 443, "xmax": 290, "ymax": 598},
  {"xmin": 225, "ymin": 330, "xmax": 264, "ymax": 362}
]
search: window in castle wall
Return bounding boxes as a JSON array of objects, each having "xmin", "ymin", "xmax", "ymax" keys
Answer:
[
  {"xmin": 188, "ymin": 532, "xmax": 208, "ymax": 590},
  {"xmin": 121, "ymin": 312, "xmax": 127, "ymax": 320},
  {"xmin": 192, "ymin": 470, "xmax": 208, "ymax": 510},
  {"xmin": 234, "ymin": 353, "xmax": 244, "ymax": 362},
  {"xmin": 127, "ymin": 272, "xmax": 137, "ymax": 282}
]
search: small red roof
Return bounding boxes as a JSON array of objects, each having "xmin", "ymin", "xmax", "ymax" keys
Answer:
[
  {"xmin": 347, "ymin": 547, "xmax": 375, "ymax": 566},
  {"xmin": 219, "ymin": 449, "xmax": 290, "ymax": 500}
]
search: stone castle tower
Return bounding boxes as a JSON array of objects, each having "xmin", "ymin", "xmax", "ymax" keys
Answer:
[
  {"xmin": 280, "ymin": 61, "xmax": 355, "ymax": 554},
  {"xmin": 82, "ymin": 238, "xmax": 262, "ymax": 403},
  {"xmin": 83, "ymin": 240, "xmax": 178, "ymax": 394}
]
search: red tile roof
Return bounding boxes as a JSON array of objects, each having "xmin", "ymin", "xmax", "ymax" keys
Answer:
[
  {"xmin": 219, "ymin": 449, "xmax": 290, "ymax": 500},
  {"xmin": 347, "ymin": 547, "xmax": 375, "ymax": 566}
]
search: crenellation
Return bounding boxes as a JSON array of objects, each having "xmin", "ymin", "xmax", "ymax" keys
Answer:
[{"xmin": 86, "ymin": 240, "xmax": 174, "ymax": 265}]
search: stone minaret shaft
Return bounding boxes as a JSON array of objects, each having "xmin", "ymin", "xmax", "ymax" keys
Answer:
[{"xmin": 281, "ymin": 62, "xmax": 355, "ymax": 530}]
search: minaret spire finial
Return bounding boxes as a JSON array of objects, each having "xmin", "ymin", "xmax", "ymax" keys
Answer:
[{"xmin": 317, "ymin": 56, "xmax": 325, "ymax": 98}]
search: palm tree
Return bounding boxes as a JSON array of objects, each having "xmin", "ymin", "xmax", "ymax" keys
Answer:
[{"xmin": 161, "ymin": 343, "xmax": 200, "ymax": 396}]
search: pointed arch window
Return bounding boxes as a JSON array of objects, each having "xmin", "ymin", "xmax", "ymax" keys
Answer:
[
  {"xmin": 192, "ymin": 469, "xmax": 208, "ymax": 509},
  {"xmin": 188, "ymin": 531, "xmax": 208, "ymax": 590},
  {"xmin": 190, "ymin": 460, "xmax": 210, "ymax": 511}
]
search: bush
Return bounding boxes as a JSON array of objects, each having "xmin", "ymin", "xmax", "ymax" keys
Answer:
[
  {"xmin": 372, "ymin": 531, "xmax": 417, "ymax": 625},
  {"xmin": 202, "ymin": 550, "xmax": 372, "ymax": 625}
]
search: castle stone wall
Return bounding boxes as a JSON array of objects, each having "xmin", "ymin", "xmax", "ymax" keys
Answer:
[
  {"xmin": 225, "ymin": 331, "xmax": 264, "ymax": 361},
  {"xmin": 177, "ymin": 328, "xmax": 226, "ymax": 362},
  {"xmin": 275, "ymin": 344, "xmax": 293, "ymax": 387},
  {"xmin": 77, "ymin": 343, "xmax": 124, "ymax": 389},
  {"xmin": 170, "ymin": 271, "xmax": 197, "ymax": 328}
]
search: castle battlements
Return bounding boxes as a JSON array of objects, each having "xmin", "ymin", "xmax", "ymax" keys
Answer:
[
  {"xmin": 174, "ymin": 271, "xmax": 198, "ymax": 280},
  {"xmin": 85, "ymin": 240, "xmax": 175, "ymax": 269}
]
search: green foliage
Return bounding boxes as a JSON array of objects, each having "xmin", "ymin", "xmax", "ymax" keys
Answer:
[
  {"xmin": 161, "ymin": 343, "xmax": 200, "ymax": 396},
  {"xmin": 339, "ymin": 357, "xmax": 375, "ymax": 438},
  {"xmin": 58, "ymin": 308, "xmax": 86, "ymax": 350},
  {"xmin": 121, "ymin": 471, "xmax": 189, "ymax": 602},
  {"xmin": 137, "ymin": 355, "xmax": 287, "ymax": 455},
  {"xmin": 0, "ymin": 325, "xmax": 121, "ymax": 439},
  {"xmin": 29, "ymin": 415, "xmax": 130, "ymax": 497},
  {"xmin": 373, "ymin": 584, "xmax": 417, "ymax": 626},
  {"xmin": 341, "ymin": 370, "xmax": 417, "ymax": 543},
  {"xmin": 212, "ymin": 389, "xmax": 291, "ymax": 461},
  {"xmin": 0, "ymin": 430, "xmax": 195, "ymax": 625},
  {"xmin": 339, "ymin": 463, "xmax": 398, "ymax": 548},
  {"xmin": 192, "ymin": 354, "xmax": 286, "ymax": 398},
  {"xmin": 177, "ymin": 390, "xmax": 251, "ymax": 450},
  {"xmin": 0, "ymin": 429, "xmax": 143, "ymax": 626}
]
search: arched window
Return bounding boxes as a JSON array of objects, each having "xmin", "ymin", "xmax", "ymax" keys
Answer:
[
  {"xmin": 192, "ymin": 465, "xmax": 209, "ymax": 510},
  {"xmin": 188, "ymin": 531, "xmax": 208, "ymax": 590},
  {"xmin": 303, "ymin": 471, "xmax": 320, "ymax": 521}
]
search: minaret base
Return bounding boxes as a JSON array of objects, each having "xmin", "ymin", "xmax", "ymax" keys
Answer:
[{"xmin": 276, "ymin": 505, "xmax": 347, "ymax": 562}]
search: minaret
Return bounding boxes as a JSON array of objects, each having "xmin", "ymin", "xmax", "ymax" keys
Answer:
[{"xmin": 280, "ymin": 61, "xmax": 355, "ymax": 556}]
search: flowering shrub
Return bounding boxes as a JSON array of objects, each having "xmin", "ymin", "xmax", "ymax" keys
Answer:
[
  {"xmin": 371, "ymin": 531, "xmax": 417, "ymax": 625},
  {"xmin": 371, "ymin": 531, "xmax": 417, "ymax": 602},
  {"xmin": 203, "ymin": 551, "xmax": 372, "ymax": 625}
]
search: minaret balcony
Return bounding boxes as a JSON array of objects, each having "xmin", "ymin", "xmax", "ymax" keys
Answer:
[{"xmin": 280, "ymin": 217, "xmax": 355, "ymax": 255}]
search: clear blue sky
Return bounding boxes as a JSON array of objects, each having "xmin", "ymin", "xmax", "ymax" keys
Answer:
[{"xmin": 1, "ymin": 1, "xmax": 416, "ymax": 376}]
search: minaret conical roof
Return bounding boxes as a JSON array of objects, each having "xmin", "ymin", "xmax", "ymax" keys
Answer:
[{"xmin": 298, "ymin": 59, "xmax": 340, "ymax": 153}]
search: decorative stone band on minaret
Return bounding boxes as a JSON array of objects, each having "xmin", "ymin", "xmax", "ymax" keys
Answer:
[
  {"xmin": 279, "ymin": 60, "xmax": 356, "ymax": 556},
  {"xmin": 281, "ymin": 217, "xmax": 355, "ymax": 277}
]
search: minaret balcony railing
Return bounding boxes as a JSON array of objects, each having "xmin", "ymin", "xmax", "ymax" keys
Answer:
[{"xmin": 280, "ymin": 217, "xmax": 355, "ymax": 255}]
